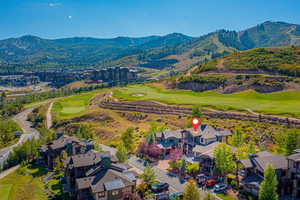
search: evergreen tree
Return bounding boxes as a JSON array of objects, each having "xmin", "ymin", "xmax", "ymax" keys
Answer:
[
  {"xmin": 192, "ymin": 106, "xmax": 202, "ymax": 118},
  {"xmin": 116, "ymin": 143, "xmax": 128, "ymax": 163},
  {"xmin": 140, "ymin": 166, "xmax": 156, "ymax": 185},
  {"xmin": 183, "ymin": 180, "xmax": 200, "ymax": 200},
  {"xmin": 121, "ymin": 127, "xmax": 135, "ymax": 152},
  {"xmin": 248, "ymin": 140, "xmax": 256, "ymax": 154},
  {"xmin": 259, "ymin": 164, "xmax": 278, "ymax": 200},
  {"xmin": 229, "ymin": 128, "xmax": 245, "ymax": 147},
  {"xmin": 284, "ymin": 129, "xmax": 300, "ymax": 155},
  {"xmin": 77, "ymin": 125, "xmax": 94, "ymax": 140}
]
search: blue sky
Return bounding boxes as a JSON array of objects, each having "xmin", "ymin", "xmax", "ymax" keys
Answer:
[{"xmin": 1, "ymin": 0, "xmax": 299, "ymax": 39}]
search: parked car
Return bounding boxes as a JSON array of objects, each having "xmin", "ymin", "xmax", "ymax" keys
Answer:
[
  {"xmin": 155, "ymin": 192, "xmax": 170, "ymax": 200},
  {"xmin": 167, "ymin": 172, "xmax": 176, "ymax": 177},
  {"xmin": 151, "ymin": 182, "xmax": 169, "ymax": 193},
  {"xmin": 179, "ymin": 177, "xmax": 186, "ymax": 184},
  {"xmin": 213, "ymin": 183, "xmax": 228, "ymax": 193},
  {"xmin": 196, "ymin": 174, "xmax": 208, "ymax": 185},
  {"xmin": 169, "ymin": 192, "xmax": 183, "ymax": 199},
  {"xmin": 206, "ymin": 179, "xmax": 217, "ymax": 187}
]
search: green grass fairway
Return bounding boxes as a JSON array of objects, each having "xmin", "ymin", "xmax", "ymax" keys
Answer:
[
  {"xmin": 0, "ymin": 165, "xmax": 47, "ymax": 200},
  {"xmin": 53, "ymin": 89, "xmax": 104, "ymax": 119},
  {"xmin": 113, "ymin": 84, "xmax": 300, "ymax": 118}
]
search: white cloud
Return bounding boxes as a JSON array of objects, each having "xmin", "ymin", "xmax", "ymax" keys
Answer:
[
  {"xmin": 49, "ymin": 2, "xmax": 62, "ymax": 7},
  {"xmin": 68, "ymin": 15, "xmax": 73, "ymax": 19}
]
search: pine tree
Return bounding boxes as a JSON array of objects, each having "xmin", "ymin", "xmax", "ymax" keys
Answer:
[
  {"xmin": 121, "ymin": 127, "xmax": 135, "ymax": 152},
  {"xmin": 192, "ymin": 106, "xmax": 202, "ymax": 118},
  {"xmin": 284, "ymin": 130, "xmax": 299, "ymax": 155},
  {"xmin": 259, "ymin": 164, "xmax": 278, "ymax": 200},
  {"xmin": 229, "ymin": 128, "xmax": 245, "ymax": 147},
  {"xmin": 140, "ymin": 166, "xmax": 156, "ymax": 185},
  {"xmin": 183, "ymin": 180, "xmax": 200, "ymax": 200},
  {"xmin": 116, "ymin": 143, "xmax": 128, "ymax": 163}
]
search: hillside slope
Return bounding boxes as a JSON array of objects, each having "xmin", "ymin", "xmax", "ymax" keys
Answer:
[
  {"xmin": 171, "ymin": 45, "xmax": 300, "ymax": 93},
  {"xmin": 0, "ymin": 21, "xmax": 300, "ymax": 73}
]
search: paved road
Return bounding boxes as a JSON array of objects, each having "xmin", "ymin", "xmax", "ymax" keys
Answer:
[
  {"xmin": 100, "ymin": 144, "xmax": 187, "ymax": 193},
  {"xmin": 127, "ymin": 155, "xmax": 222, "ymax": 199},
  {"xmin": 0, "ymin": 108, "xmax": 40, "ymax": 166},
  {"xmin": 46, "ymin": 102, "xmax": 54, "ymax": 129}
]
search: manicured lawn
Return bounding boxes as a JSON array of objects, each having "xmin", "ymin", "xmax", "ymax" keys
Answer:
[
  {"xmin": 0, "ymin": 165, "xmax": 48, "ymax": 200},
  {"xmin": 113, "ymin": 84, "xmax": 300, "ymax": 117},
  {"xmin": 52, "ymin": 89, "xmax": 104, "ymax": 119},
  {"xmin": 217, "ymin": 193, "xmax": 237, "ymax": 200}
]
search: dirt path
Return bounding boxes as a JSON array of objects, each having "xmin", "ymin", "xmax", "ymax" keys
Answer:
[{"xmin": 46, "ymin": 102, "xmax": 54, "ymax": 129}]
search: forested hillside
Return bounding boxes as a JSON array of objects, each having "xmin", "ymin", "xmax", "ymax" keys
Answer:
[{"xmin": 0, "ymin": 21, "xmax": 300, "ymax": 73}]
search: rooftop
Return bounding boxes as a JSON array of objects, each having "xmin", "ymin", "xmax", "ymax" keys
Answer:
[{"xmin": 76, "ymin": 169, "xmax": 134, "ymax": 193}]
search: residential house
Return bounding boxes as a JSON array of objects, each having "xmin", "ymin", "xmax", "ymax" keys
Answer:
[
  {"xmin": 240, "ymin": 151, "xmax": 289, "ymax": 196},
  {"xmin": 155, "ymin": 124, "xmax": 232, "ymax": 155},
  {"xmin": 40, "ymin": 135, "xmax": 87, "ymax": 170},
  {"xmin": 76, "ymin": 168, "xmax": 136, "ymax": 200},
  {"xmin": 287, "ymin": 153, "xmax": 300, "ymax": 198},
  {"xmin": 63, "ymin": 149, "xmax": 137, "ymax": 200},
  {"xmin": 192, "ymin": 142, "xmax": 221, "ymax": 174},
  {"xmin": 64, "ymin": 150, "xmax": 121, "ymax": 196}
]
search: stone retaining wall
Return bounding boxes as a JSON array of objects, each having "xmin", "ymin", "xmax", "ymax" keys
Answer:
[{"xmin": 100, "ymin": 101, "xmax": 300, "ymax": 128}]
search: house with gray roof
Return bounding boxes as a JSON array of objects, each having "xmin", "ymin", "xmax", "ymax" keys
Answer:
[
  {"xmin": 64, "ymin": 150, "xmax": 122, "ymax": 196},
  {"xmin": 40, "ymin": 135, "xmax": 87, "ymax": 169},
  {"xmin": 155, "ymin": 124, "xmax": 232, "ymax": 155},
  {"xmin": 240, "ymin": 151, "xmax": 289, "ymax": 197},
  {"xmin": 76, "ymin": 169, "xmax": 136, "ymax": 200}
]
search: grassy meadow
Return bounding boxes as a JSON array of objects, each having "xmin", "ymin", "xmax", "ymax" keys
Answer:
[
  {"xmin": 0, "ymin": 165, "xmax": 48, "ymax": 200},
  {"xmin": 113, "ymin": 84, "xmax": 300, "ymax": 117}
]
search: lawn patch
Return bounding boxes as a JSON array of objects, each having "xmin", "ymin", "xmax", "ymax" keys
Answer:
[
  {"xmin": 0, "ymin": 165, "xmax": 48, "ymax": 200},
  {"xmin": 53, "ymin": 89, "xmax": 104, "ymax": 119}
]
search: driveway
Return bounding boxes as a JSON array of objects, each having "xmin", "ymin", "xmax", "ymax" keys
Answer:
[
  {"xmin": 128, "ymin": 156, "xmax": 186, "ymax": 193},
  {"xmin": 0, "ymin": 108, "xmax": 40, "ymax": 166}
]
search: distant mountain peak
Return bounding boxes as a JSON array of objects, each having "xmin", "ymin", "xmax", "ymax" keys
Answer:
[{"xmin": 0, "ymin": 21, "xmax": 299, "ymax": 73}]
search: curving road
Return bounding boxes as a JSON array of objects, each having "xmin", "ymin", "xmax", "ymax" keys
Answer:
[{"xmin": 0, "ymin": 108, "xmax": 40, "ymax": 166}]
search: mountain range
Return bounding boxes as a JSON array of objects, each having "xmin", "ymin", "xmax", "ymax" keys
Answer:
[{"xmin": 0, "ymin": 21, "xmax": 300, "ymax": 73}]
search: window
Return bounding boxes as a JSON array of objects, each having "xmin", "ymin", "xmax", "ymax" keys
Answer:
[
  {"xmin": 98, "ymin": 192, "xmax": 105, "ymax": 197},
  {"xmin": 112, "ymin": 190, "xmax": 119, "ymax": 196}
]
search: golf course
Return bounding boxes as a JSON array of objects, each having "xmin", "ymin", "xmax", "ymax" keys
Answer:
[
  {"xmin": 52, "ymin": 89, "xmax": 104, "ymax": 120},
  {"xmin": 113, "ymin": 84, "xmax": 300, "ymax": 118}
]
